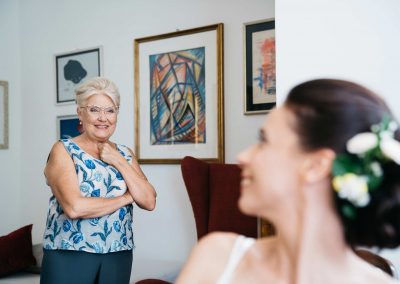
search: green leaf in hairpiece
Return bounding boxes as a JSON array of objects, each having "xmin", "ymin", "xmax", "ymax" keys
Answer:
[
  {"xmin": 341, "ymin": 204, "xmax": 357, "ymax": 220},
  {"xmin": 332, "ymin": 154, "xmax": 363, "ymax": 176}
]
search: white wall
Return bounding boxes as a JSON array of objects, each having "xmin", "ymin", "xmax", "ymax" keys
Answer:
[
  {"xmin": 0, "ymin": 0, "xmax": 22, "ymax": 235},
  {"xmin": 276, "ymin": 0, "xmax": 400, "ymax": 271},
  {"xmin": 12, "ymin": 0, "xmax": 272, "ymax": 281},
  {"xmin": 276, "ymin": 0, "xmax": 400, "ymax": 116}
]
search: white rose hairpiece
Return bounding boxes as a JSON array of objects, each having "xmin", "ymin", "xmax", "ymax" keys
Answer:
[{"xmin": 332, "ymin": 117, "xmax": 400, "ymax": 219}]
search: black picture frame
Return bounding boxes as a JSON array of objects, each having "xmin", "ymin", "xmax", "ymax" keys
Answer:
[
  {"xmin": 55, "ymin": 47, "xmax": 102, "ymax": 104},
  {"xmin": 244, "ymin": 19, "xmax": 276, "ymax": 114}
]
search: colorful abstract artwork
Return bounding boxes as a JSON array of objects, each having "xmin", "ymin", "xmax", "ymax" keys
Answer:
[
  {"xmin": 134, "ymin": 23, "xmax": 224, "ymax": 163},
  {"xmin": 149, "ymin": 47, "xmax": 206, "ymax": 145}
]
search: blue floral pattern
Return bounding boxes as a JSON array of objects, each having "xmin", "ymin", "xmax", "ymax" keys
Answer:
[{"xmin": 43, "ymin": 139, "xmax": 134, "ymax": 253}]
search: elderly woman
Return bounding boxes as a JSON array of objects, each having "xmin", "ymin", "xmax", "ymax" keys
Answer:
[
  {"xmin": 177, "ymin": 79, "xmax": 400, "ymax": 284},
  {"xmin": 41, "ymin": 77, "xmax": 156, "ymax": 284}
]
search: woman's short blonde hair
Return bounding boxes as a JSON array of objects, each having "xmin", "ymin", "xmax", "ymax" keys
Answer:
[{"xmin": 75, "ymin": 77, "xmax": 120, "ymax": 107}]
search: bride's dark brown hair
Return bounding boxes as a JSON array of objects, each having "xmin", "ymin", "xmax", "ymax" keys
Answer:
[{"xmin": 285, "ymin": 79, "xmax": 400, "ymax": 248}]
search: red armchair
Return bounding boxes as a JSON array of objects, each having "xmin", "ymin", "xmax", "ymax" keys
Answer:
[{"xmin": 181, "ymin": 156, "xmax": 258, "ymax": 239}]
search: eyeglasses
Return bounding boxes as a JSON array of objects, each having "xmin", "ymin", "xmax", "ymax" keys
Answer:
[{"xmin": 80, "ymin": 105, "xmax": 119, "ymax": 119}]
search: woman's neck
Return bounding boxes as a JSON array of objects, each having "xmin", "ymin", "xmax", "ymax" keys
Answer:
[
  {"xmin": 74, "ymin": 134, "xmax": 110, "ymax": 158},
  {"xmin": 270, "ymin": 180, "xmax": 351, "ymax": 284},
  {"xmin": 76, "ymin": 133, "xmax": 109, "ymax": 146}
]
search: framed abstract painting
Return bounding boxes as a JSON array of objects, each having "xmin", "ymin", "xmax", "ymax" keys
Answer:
[
  {"xmin": 134, "ymin": 24, "xmax": 224, "ymax": 164},
  {"xmin": 55, "ymin": 47, "xmax": 102, "ymax": 104},
  {"xmin": 244, "ymin": 19, "xmax": 276, "ymax": 114},
  {"xmin": 0, "ymin": 81, "xmax": 8, "ymax": 149}
]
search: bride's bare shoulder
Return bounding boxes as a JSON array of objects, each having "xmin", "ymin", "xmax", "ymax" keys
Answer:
[
  {"xmin": 196, "ymin": 232, "xmax": 242, "ymax": 259},
  {"xmin": 363, "ymin": 269, "xmax": 398, "ymax": 284},
  {"xmin": 176, "ymin": 232, "xmax": 243, "ymax": 284}
]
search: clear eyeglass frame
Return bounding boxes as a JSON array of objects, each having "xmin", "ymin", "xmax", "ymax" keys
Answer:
[{"xmin": 80, "ymin": 105, "xmax": 119, "ymax": 119}]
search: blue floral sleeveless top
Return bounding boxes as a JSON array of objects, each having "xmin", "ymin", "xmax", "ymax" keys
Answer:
[{"xmin": 43, "ymin": 139, "xmax": 134, "ymax": 254}]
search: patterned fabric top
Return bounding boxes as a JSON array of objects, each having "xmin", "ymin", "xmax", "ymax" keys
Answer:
[{"xmin": 43, "ymin": 139, "xmax": 134, "ymax": 254}]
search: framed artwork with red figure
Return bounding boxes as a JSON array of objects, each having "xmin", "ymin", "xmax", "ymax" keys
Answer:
[{"xmin": 244, "ymin": 18, "xmax": 276, "ymax": 114}]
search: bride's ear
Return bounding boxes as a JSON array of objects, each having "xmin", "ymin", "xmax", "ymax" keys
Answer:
[{"xmin": 301, "ymin": 149, "xmax": 336, "ymax": 184}]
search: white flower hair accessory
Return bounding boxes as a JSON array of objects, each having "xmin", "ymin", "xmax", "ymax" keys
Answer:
[{"xmin": 332, "ymin": 117, "xmax": 400, "ymax": 219}]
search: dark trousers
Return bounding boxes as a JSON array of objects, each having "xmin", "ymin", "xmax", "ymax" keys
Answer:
[{"xmin": 40, "ymin": 249, "xmax": 133, "ymax": 284}]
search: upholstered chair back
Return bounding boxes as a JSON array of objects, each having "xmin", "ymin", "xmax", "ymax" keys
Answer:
[{"xmin": 181, "ymin": 156, "xmax": 258, "ymax": 240}]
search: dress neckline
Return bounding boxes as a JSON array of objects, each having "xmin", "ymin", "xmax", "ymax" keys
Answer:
[{"xmin": 67, "ymin": 138, "xmax": 120, "ymax": 162}]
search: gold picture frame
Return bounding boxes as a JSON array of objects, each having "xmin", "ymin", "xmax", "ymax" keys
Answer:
[
  {"xmin": 0, "ymin": 81, "xmax": 9, "ymax": 149},
  {"xmin": 134, "ymin": 24, "xmax": 224, "ymax": 164}
]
